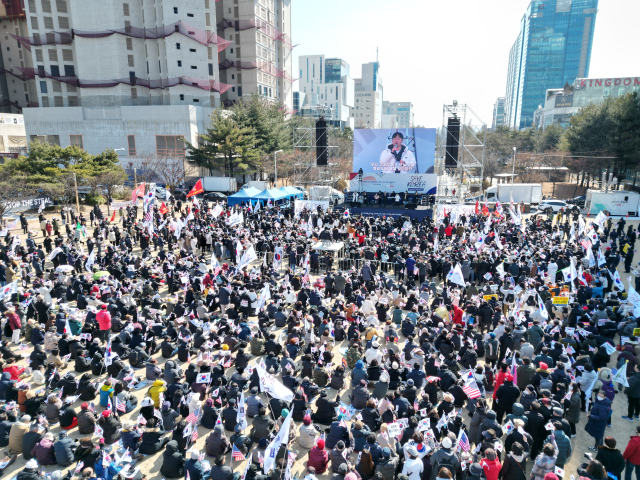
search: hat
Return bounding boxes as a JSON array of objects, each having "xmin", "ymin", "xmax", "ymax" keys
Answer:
[
  {"xmin": 552, "ymin": 407, "xmax": 564, "ymax": 416},
  {"xmin": 339, "ymin": 464, "xmax": 348, "ymax": 474},
  {"xmin": 25, "ymin": 459, "xmax": 38, "ymax": 470},
  {"xmin": 539, "ymin": 362, "xmax": 548, "ymax": 370},
  {"xmin": 234, "ymin": 424, "xmax": 243, "ymax": 433},
  {"xmin": 100, "ymin": 304, "xmax": 107, "ymax": 310},
  {"xmin": 259, "ymin": 438, "xmax": 269, "ymax": 448},
  {"xmin": 442, "ymin": 437, "xmax": 452, "ymax": 448},
  {"xmin": 406, "ymin": 445, "xmax": 419, "ymax": 457},
  {"xmin": 162, "ymin": 401, "xmax": 171, "ymax": 411},
  {"xmin": 360, "ymin": 379, "xmax": 367, "ymax": 387},
  {"xmin": 191, "ymin": 449, "xmax": 200, "ymax": 459},
  {"xmin": 229, "ymin": 398, "xmax": 236, "ymax": 405},
  {"xmin": 251, "ymin": 386, "xmax": 259, "ymax": 394},
  {"xmin": 407, "ymin": 379, "xmax": 414, "ymax": 386},
  {"xmin": 102, "ymin": 410, "xmax": 111, "ymax": 418},
  {"xmin": 469, "ymin": 464, "xmax": 484, "ymax": 476},
  {"xmin": 281, "ymin": 408, "xmax": 289, "ymax": 417},
  {"xmin": 372, "ymin": 341, "xmax": 379, "ymax": 348},
  {"xmin": 317, "ymin": 439, "xmax": 325, "ymax": 449},
  {"xmin": 382, "ymin": 447, "xmax": 391, "ymax": 458},
  {"xmin": 489, "ymin": 332, "xmax": 496, "ymax": 338}
]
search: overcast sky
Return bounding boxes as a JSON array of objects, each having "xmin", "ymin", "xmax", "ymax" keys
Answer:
[{"xmin": 291, "ymin": 0, "xmax": 640, "ymax": 128}]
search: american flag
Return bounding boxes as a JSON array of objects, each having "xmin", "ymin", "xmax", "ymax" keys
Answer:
[
  {"xmin": 144, "ymin": 211, "xmax": 152, "ymax": 223},
  {"xmin": 302, "ymin": 273, "xmax": 309, "ymax": 287},
  {"xmin": 115, "ymin": 396, "xmax": 126, "ymax": 413},
  {"xmin": 186, "ymin": 406, "xmax": 199, "ymax": 424},
  {"xmin": 214, "ymin": 267, "xmax": 222, "ymax": 276},
  {"xmin": 580, "ymin": 238, "xmax": 592, "ymax": 250},
  {"xmin": 191, "ymin": 426, "xmax": 199, "ymax": 442},
  {"xmin": 462, "ymin": 373, "xmax": 481, "ymax": 399},
  {"xmin": 232, "ymin": 445, "xmax": 246, "ymax": 461},
  {"xmin": 458, "ymin": 430, "xmax": 470, "ymax": 452}
]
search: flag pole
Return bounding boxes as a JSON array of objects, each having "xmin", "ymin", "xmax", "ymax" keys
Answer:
[{"xmin": 73, "ymin": 173, "xmax": 80, "ymax": 216}]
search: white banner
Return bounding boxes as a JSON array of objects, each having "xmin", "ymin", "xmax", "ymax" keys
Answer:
[
  {"xmin": 349, "ymin": 172, "xmax": 437, "ymax": 194},
  {"xmin": 256, "ymin": 362, "xmax": 294, "ymax": 402}
]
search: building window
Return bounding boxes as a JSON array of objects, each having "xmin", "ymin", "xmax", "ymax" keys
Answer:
[
  {"xmin": 127, "ymin": 135, "xmax": 136, "ymax": 156},
  {"xmin": 187, "ymin": 13, "xmax": 194, "ymax": 17},
  {"xmin": 173, "ymin": 7, "xmax": 178, "ymax": 13},
  {"xmin": 238, "ymin": 86, "xmax": 242, "ymax": 96},
  {"xmin": 44, "ymin": 17, "xmax": 54, "ymax": 29},
  {"xmin": 40, "ymin": 81, "xmax": 47, "ymax": 93},
  {"xmin": 180, "ymin": 94, "xmax": 184, "ymax": 101},
  {"xmin": 191, "ymin": 65, "xmax": 197, "ymax": 69},
  {"xmin": 50, "ymin": 65, "xmax": 60, "ymax": 76},
  {"xmin": 126, "ymin": 37, "xmax": 133, "ymax": 50},
  {"xmin": 193, "ymin": 98, "xmax": 199, "ymax": 102},
  {"xmin": 190, "ymin": 48, "xmax": 196, "ymax": 53},
  {"xmin": 208, "ymin": 63, "xmax": 213, "ymax": 76},
  {"xmin": 131, "ymin": 87, "xmax": 137, "ymax": 99},
  {"xmin": 58, "ymin": 16, "xmax": 69, "ymax": 29},
  {"xmin": 176, "ymin": 43, "xmax": 180, "ymax": 50},
  {"xmin": 123, "ymin": 3, "xmax": 129, "ymax": 15},
  {"xmin": 177, "ymin": 60, "xmax": 182, "ymax": 67},
  {"xmin": 28, "ymin": 0, "xmax": 36, "ymax": 12},
  {"xmin": 30, "ymin": 17, "xmax": 38, "ymax": 30},
  {"xmin": 54, "ymin": 96, "xmax": 63, "ymax": 106},
  {"xmin": 128, "ymin": 55, "xmax": 134, "ymax": 67},
  {"xmin": 156, "ymin": 135, "xmax": 185, "ymax": 157},
  {"xmin": 62, "ymin": 49, "xmax": 72, "ymax": 61},
  {"xmin": 69, "ymin": 135, "xmax": 83, "ymax": 149},
  {"xmin": 232, "ymin": 86, "xmax": 236, "ymax": 92}
]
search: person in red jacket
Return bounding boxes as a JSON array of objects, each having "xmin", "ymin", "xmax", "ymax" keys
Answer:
[
  {"xmin": 492, "ymin": 364, "xmax": 511, "ymax": 400},
  {"xmin": 623, "ymin": 426, "xmax": 640, "ymax": 480},
  {"xmin": 3, "ymin": 358, "xmax": 25, "ymax": 380},
  {"xmin": 96, "ymin": 304, "xmax": 112, "ymax": 343},
  {"xmin": 482, "ymin": 448, "xmax": 501, "ymax": 480},
  {"xmin": 307, "ymin": 438, "xmax": 329, "ymax": 474},
  {"xmin": 448, "ymin": 304, "xmax": 464, "ymax": 326},
  {"xmin": 6, "ymin": 308, "xmax": 21, "ymax": 344}
]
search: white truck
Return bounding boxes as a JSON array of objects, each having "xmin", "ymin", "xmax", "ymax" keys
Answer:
[
  {"xmin": 308, "ymin": 186, "xmax": 344, "ymax": 206},
  {"xmin": 485, "ymin": 183, "xmax": 543, "ymax": 204},
  {"xmin": 585, "ymin": 190, "xmax": 640, "ymax": 216},
  {"xmin": 244, "ymin": 180, "xmax": 268, "ymax": 191},
  {"xmin": 201, "ymin": 177, "xmax": 237, "ymax": 194}
]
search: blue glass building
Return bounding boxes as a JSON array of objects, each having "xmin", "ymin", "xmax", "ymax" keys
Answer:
[{"xmin": 504, "ymin": 0, "xmax": 598, "ymax": 130}]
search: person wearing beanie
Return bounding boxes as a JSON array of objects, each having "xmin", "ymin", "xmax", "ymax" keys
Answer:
[
  {"xmin": 53, "ymin": 431, "xmax": 76, "ymax": 467},
  {"xmin": 97, "ymin": 408, "xmax": 122, "ymax": 444},
  {"xmin": 77, "ymin": 402, "xmax": 97, "ymax": 435},
  {"xmin": 230, "ymin": 423, "xmax": 252, "ymax": 456},
  {"xmin": 308, "ymin": 438, "xmax": 329, "ymax": 474},
  {"xmin": 430, "ymin": 437, "xmax": 460, "ymax": 480},
  {"xmin": 330, "ymin": 440, "xmax": 353, "ymax": 473},
  {"xmin": 17, "ymin": 458, "xmax": 43, "ymax": 480},
  {"xmin": 298, "ymin": 415, "xmax": 320, "ymax": 449},
  {"xmin": 120, "ymin": 420, "xmax": 142, "ymax": 453},
  {"xmin": 377, "ymin": 446, "xmax": 400, "ymax": 480},
  {"xmin": 185, "ymin": 448, "xmax": 206, "ymax": 480}
]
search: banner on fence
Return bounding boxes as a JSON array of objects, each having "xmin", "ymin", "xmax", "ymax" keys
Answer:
[{"xmin": 294, "ymin": 200, "xmax": 330, "ymax": 218}]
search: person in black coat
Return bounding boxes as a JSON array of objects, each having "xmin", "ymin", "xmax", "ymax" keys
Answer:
[
  {"xmin": 77, "ymin": 374, "xmax": 97, "ymax": 401},
  {"xmin": 90, "ymin": 352, "xmax": 105, "ymax": 376},
  {"xmin": 97, "ymin": 410, "xmax": 121, "ymax": 444},
  {"xmin": 139, "ymin": 417, "xmax": 171, "ymax": 454},
  {"xmin": 222, "ymin": 398, "xmax": 238, "ymax": 432},
  {"xmin": 29, "ymin": 345, "xmax": 47, "ymax": 370},
  {"xmin": 495, "ymin": 378, "xmax": 521, "ymax": 423},
  {"xmin": 499, "ymin": 442, "xmax": 527, "ymax": 480},
  {"xmin": 160, "ymin": 440, "xmax": 185, "ymax": 479},
  {"xmin": 74, "ymin": 350, "xmax": 91, "ymax": 373},
  {"xmin": 325, "ymin": 417, "xmax": 350, "ymax": 450},
  {"xmin": 361, "ymin": 400, "xmax": 382, "ymax": 431},
  {"xmin": 312, "ymin": 390, "xmax": 339, "ymax": 425}
]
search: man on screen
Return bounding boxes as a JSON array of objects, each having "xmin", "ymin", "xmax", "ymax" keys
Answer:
[{"xmin": 379, "ymin": 132, "xmax": 417, "ymax": 173}]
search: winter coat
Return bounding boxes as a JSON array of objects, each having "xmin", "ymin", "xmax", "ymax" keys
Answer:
[
  {"xmin": 160, "ymin": 440, "xmax": 185, "ymax": 479},
  {"xmin": 585, "ymin": 397, "xmax": 611, "ymax": 440},
  {"xmin": 351, "ymin": 424, "xmax": 371, "ymax": 451},
  {"xmin": 469, "ymin": 407, "xmax": 488, "ymax": 445},
  {"xmin": 544, "ymin": 430, "xmax": 571, "ymax": 465},
  {"xmin": 596, "ymin": 446, "xmax": 624, "ymax": 480},
  {"xmin": 98, "ymin": 414, "xmax": 122, "ymax": 444},
  {"xmin": 325, "ymin": 421, "xmax": 350, "ymax": 450},
  {"xmin": 430, "ymin": 447, "xmax": 460, "ymax": 480},
  {"xmin": 139, "ymin": 426, "xmax": 167, "ymax": 454},
  {"xmin": 308, "ymin": 445, "xmax": 330, "ymax": 474},
  {"xmin": 529, "ymin": 453, "xmax": 556, "ymax": 480},
  {"xmin": 623, "ymin": 435, "xmax": 640, "ymax": 465},
  {"xmin": 8, "ymin": 420, "xmax": 29, "ymax": 452},
  {"xmin": 298, "ymin": 423, "xmax": 319, "ymax": 449},
  {"xmin": 205, "ymin": 426, "xmax": 230, "ymax": 457},
  {"xmin": 565, "ymin": 391, "xmax": 581, "ymax": 424},
  {"xmin": 499, "ymin": 454, "xmax": 527, "ymax": 480},
  {"xmin": 361, "ymin": 406, "xmax": 381, "ymax": 432},
  {"xmin": 53, "ymin": 437, "xmax": 76, "ymax": 466},
  {"xmin": 31, "ymin": 437, "xmax": 56, "ymax": 465}
]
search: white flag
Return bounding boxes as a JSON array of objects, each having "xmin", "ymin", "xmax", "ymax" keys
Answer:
[
  {"xmin": 446, "ymin": 263, "xmax": 466, "ymax": 287},
  {"xmin": 236, "ymin": 390, "xmax": 248, "ymax": 431},
  {"xmin": 597, "ymin": 249, "xmax": 607, "ymax": 267},
  {"xmin": 537, "ymin": 294, "xmax": 548, "ymax": 319},
  {"xmin": 210, "ymin": 252, "xmax": 220, "ymax": 270},
  {"xmin": 613, "ymin": 270, "xmax": 626, "ymax": 291},
  {"xmin": 48, "ymin": 246, "xmax": 63, "ymax": 261},
  {"xmin": 256, "ymin": 362, "xmax": 293, "ymax": 402},
  {"xmin": 85, "ymin": 249, "xmax": 96, "ymax": 273},
  {"xmin": 256, "ymin": 284, "xmax": 271, "ymax": 311},
  {"xmin": 585, "ymin": 247, "xmax": 595, "ymax": 268},
  {"xmin": 612, "ymin": 361, "xmax": 630, "ymax": 387},
  {"xmin": 263, "ymin": 408, "xmax": 294, "ymax": 473}
]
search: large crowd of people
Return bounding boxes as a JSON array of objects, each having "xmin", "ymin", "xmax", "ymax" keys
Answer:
[{"xmin": 0, "ymin": 194, "xmax": 639, "ymax": 480}]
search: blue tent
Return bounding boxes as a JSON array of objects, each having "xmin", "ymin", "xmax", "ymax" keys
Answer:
[
  {"xmin": 226, "ymin": 186, "xmax": 261, "ymax": 206},
  {"xmin": 252, "ymin": 188, "xmax": 290, "ymax": 204},
  {"xmin": 278, "ymin": 186, "xmax": 304, "ymax": 200}
]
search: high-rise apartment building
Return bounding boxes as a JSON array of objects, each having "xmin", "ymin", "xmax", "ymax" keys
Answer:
[
  {"xmin": 216, "ymin": 0, "xmax": 293, "ymax": 111},
  {"xmin": 351, "ymin": 61, "xmax": 383, "ymax": 128},
  {"xmin": 504, "ymin": 0, "xmax": 598, "ymax": 130},
  {"xmin": 492, "ymin": 97, "xmax": 505, "ymax": 129},
  {"xmin": 297, "ymin": 54, "xmax": 354, "ymax": 129},
  {"xmin": 14, "ymin": 0, "xmax": 233, "ymax": 165},
  {"xmin": 383, "ymin": 101, "xmax": 414, "ymax": 128}
]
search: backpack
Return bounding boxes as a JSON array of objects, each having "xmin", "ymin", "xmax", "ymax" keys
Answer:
[
  {"xmin": 538, "ymin": 376, "xmax": 553, "ymax": 392},
  {"xmin": 601, "ymin": 382, "xmax": 615, "ymax": 401}
]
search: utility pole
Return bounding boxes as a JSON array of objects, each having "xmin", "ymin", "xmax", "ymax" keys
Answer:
[
  {"xmin": 274, "ymin": 150, "xmax": 283, "ymax": 188},
  {"xmin": 134, "ymin": 168, "xmax": 137, "ymax": 187},
  {"xmin": 73, "ymin": 172, "xmax": 80, "ymax": 215}
]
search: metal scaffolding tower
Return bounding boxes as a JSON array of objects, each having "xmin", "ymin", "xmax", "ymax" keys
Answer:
[
  {"xmin": 292, "ymin": 112, "xmax": 339, "ymax": 191},
  {"xmin": 435, "ymin": 102, "xmax": 486, "ymax": 207}
]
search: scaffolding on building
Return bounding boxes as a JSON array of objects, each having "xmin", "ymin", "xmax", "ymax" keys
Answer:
[
  {"xmin": 435, "ymin": 102, "xmax": 486, "ymax": 207},
  {"xmin": 292, "ymin": 109, "xmax": 339, "ymax": 192}
]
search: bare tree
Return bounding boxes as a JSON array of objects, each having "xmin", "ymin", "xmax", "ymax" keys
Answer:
[
  {"xmin": 96, "ymin": 169, "xmax": 129, "ymax": 213},
  {"xmin": 147, "ymin": 156, "xmax": 186, "ymax": 192},
  {"xmin": 0, "ymin": 177, "xmax": 28, "ymax": 223}
]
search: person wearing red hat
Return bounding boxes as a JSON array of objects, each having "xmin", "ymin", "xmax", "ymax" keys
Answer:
[
  {"xmin": 307, "ymin": 438, "xmax": 329, "ymax": 474},
  {"xmin": 96, "ymin": 304, "xmax": 111, "ymax": 344}
]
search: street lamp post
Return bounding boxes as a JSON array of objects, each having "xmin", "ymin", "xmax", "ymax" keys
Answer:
[
  {"xmin": 274, "ymin": 149, "xmax": 283, "ymax": 188},
  {"xmin": 512, "ymin": 146, "xmax": 517, "ymax": 185}
]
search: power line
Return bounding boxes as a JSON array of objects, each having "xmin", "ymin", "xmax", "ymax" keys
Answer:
[{"xmin": 517, "ymin": 153, "xmax": 618, "ymax": 159}]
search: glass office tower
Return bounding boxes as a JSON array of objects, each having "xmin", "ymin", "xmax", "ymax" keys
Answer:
[{"xmin": 504, "ymin": 0, "xmax": 598, "ymax": 130}]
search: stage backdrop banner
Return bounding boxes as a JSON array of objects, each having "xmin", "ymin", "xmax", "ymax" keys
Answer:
[
  {"xmin": 349, "ymin": 172, "xmax": 437, "ymax": 194},
  {"xmin": 294, "ymin": 199, "xmax": 330, "ymax": 217},
  {"xmin": 436, "ymin": 204, "xmax": 476, "ymax": 223},
  {"xmin": 353, "ymin": 128, "xmax": 436, "ymax": 174}
]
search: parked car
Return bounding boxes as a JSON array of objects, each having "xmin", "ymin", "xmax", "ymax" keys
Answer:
[
  {"xmin": 173, "ymin": 188, "xmax": 188, "ymax": 201},
  {"xmin": 202, "ymin": 192, "xmax": 227, "ymax": 201},
  {"xmin": 538, "ymin": 199, "xmax": 569, "ymax": 213},
  {"xmin": 566, "ymin": 195, "xmax": 586, "ymax": 207},
  {"xmin": 464, "ymin": 194, "xmax": 484, "ymax": 204}
]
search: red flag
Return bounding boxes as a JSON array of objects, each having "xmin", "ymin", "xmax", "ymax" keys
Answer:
[
  {"xmin": 110, "ymin": 211, "xmax": 116, "ymax": 222},
  {"xmin": 159, "ymin": 202, "xmax": 168, "ymax": 215},
  {"xmin": 187, "ymin": 179, "xmax": 204, "ymax": 198},
  {"xmin": 475, "ymin": 200, "xmax": 479, "ymax": 215},
  {"xmin": 482, "ymin": 204, "xmax": 489, "ymax": 216}
]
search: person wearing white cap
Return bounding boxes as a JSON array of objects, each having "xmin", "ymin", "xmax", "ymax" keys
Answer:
[
  {"xmin": 17, "ymin": 459, "xmax": 42, "ymax": 480},
  {"xmin": 185, "ymin": 448, "xmax": 206, "ymax": 480}
]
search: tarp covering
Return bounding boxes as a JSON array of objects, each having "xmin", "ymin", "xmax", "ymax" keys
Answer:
[
  {"xmin": 252, "ymin": 188, "xmax": 290, "ymax": 201},
  {"xmin": 226, "ymin": 186, "xmax": 261, "ymax": 206},
  {"xmin": 278, "ymin": 186, "xmax": 304, "ymax": 199}
]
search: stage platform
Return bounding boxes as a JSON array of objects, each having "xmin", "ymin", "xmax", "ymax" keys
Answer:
[{"xmin": 338, "ymin": 204, "xmax": 433, "ymax": 220}]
